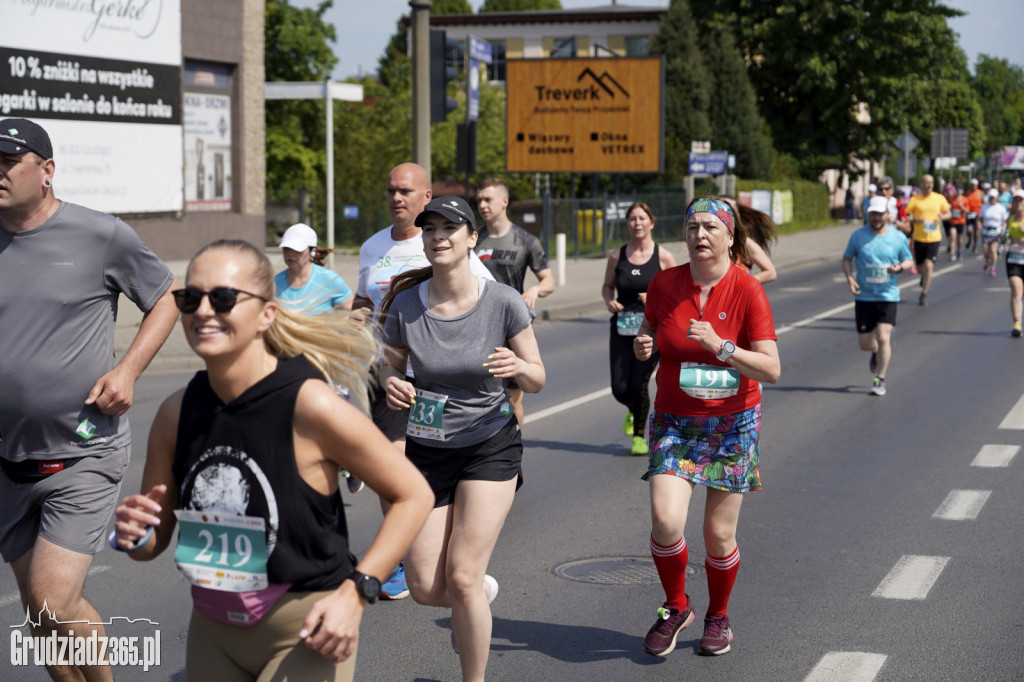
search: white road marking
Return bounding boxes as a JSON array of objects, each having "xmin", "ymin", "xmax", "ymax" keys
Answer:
[
  {"xmin": 970, "ymin": 444, "xmax": 1019, "ymax": 467},
  {"xmin": 532, "ymin": 263, "xmax": 962, "ymax": 418},
  {"xmin": 804, "ymin": 652, "xmax": 888, "ymax": 682},
  {"xmin": 871, "ymin": 555, "xmax": 949, "ymax": 600},
  {"xmin": 998, "ymin": 393, "xmax": 1024, "ymax": 429},
  {"xmin": 932, "ymin": 490, "xmax": 991, "ymax": 520},
  {"xmin": 984, "ymin": 287, "xmax": 1010, "ymax": 292},
  {"xmin": 783, "ymin": 287, "xmax": 817, "ymax": 292},
  {"xmin": 524, "ymin": 387, "xmax": 611, "ymax": 425},
  {"xmin": 0, "ymin": 565, "xmax": 111, "ymax": 609},
  {"xmin": 777, "ymin": 264, "xmax": 960, "ymax": 336}
]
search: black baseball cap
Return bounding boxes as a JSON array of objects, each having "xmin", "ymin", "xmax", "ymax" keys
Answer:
[
  {"xmin": 414, "ymin": 195, "xmax": 476, "ymax": 230},
  {"xmin": 0, "ymin": 118, "xmax": 53, "ymax": 159}
]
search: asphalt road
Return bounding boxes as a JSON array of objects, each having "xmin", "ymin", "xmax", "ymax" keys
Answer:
[{"xmin": 2, "ymin": 254, "xmax": 1023, "ymax": 681}]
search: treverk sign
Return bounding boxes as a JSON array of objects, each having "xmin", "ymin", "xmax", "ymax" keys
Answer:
[{"xmin": 506, "ymin": 57, "xmax": 663, "ymax": 173}]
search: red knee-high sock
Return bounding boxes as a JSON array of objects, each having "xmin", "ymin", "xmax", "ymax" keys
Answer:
[
  {"xmin": 705, "ymin": 548, "xmax": 740, "ymax": 616},
  {"xmin": 650, "ymin": 535, "xmax": 688, "ymax": 610}
]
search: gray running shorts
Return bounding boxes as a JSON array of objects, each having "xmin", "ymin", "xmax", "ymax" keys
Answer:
[{"xmin": 0, "ymin": 447, "xmax": 130, "ymax": 562}]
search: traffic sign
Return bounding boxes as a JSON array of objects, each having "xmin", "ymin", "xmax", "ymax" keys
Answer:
[
  {"xmin": 468, "ymin": 37, "xmax": 492, "ymax": 65},
  {"xmin": 931, "ymin": 128, "xmax": 968, "ymax": 159},
  {"xmin": 688, "ymin": 151, "xmax": 727, "ymax": 175},
  {"xmin": 894, "ymin": 130, "xmax": 919, "ymax": 153}
]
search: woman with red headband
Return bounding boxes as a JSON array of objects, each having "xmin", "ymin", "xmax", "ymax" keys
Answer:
[{"xmin": 633, "ymin": 196, "xmax": 780, "ymax": 658}]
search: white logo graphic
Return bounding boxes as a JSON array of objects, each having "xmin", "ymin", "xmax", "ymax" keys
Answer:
[
  {"xmin": 7, "ymin": 128, "xmax": 19, "ymax": 136},
  {"xmin": 10, "ymin": 601, "xmax": 161, "ymax": 671},
  {"xmin": 718, "ymin": 312, "xmax": 727, "ymax": 320},
  {"xmin": 631, "ymin": 268, "xmax": 641, "ymax": 276}
]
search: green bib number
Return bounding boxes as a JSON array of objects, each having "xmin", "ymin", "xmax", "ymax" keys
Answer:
[
  {"xmin": 406, "ymin": 388, "xmax": 448, "ymax": 441},
  {"xmin": 616, "ymin": 312, "xmax": 643, "ymax": 337},
  {"xmin": 173, "ymin": 510, "xmax": 268, "ymax": 592},
  {"xmin": 865, "ymin": 265, "xmax": 889, "ymax": 284},
  {"xmin": 678, "ymin": 363, "xmax": 741, "ymax": 400}
]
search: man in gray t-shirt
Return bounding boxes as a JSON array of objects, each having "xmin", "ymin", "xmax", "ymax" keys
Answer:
[
  {"xmin": 474, "ymin": 177, "xmax": 554, "ymax": 431},
  {"xmin": 0, "ymin": 118, "xmax": 178, "ymax": 680}
]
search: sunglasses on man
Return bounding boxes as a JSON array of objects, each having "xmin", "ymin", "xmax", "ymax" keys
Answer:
[{"xmin": 172, "ymin": 286, "xmax": 267, "ymax": 314}]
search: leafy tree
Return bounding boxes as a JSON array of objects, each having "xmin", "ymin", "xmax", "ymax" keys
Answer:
[
  {"xmin": 649, "ymin": 0, "xmax": 712, "ymax": 184},
  {"xmin": 378, "ymin": 0, "xmax": 472, "ymax": 86},
  {"xmin": 693, "ymin": 0, "xmax": 976, "ymax": 178},
  {"xmin": 265, "ymin": 0, "xmax": 337, "ymax": 212},
  {"xmin": 698, "ymin": 28, "xmax": 772, "ymax": 179},
  {"xmin": 480, "ymin": 0, "xmax": 562, "ymax": 11},
  {"xmin": 971, "ymin": 55, "xmax": 1024, "ymax": 151}
]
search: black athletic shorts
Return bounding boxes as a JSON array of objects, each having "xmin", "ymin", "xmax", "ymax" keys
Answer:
[
  {"xmin": 913, "ymin": 240, "xmax": 940, "ymax": 265},
  {"xmin": 405, "ymin": 417, "xmax": 524, "ymax": 507},
  {"xmin": 1006, "ymin": 258, "xmax": 1024, "ymax": 280},
  {"xmin": 855, "ymin": 300, "xmax": 898, "ymax": 334}
]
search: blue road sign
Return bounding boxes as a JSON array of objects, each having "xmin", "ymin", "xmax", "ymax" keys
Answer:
[{"xmin": 688, "ymin": 151, "xmax": 728, "ymax": 175}]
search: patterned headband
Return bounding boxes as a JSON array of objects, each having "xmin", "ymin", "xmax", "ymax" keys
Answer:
[{"xmin": 686, "ymin": 198, "xmax": 735, "ymax": 235}]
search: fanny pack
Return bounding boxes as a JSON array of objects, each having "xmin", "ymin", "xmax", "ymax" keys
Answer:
[
  {"xmin": 1, "ymin": 457, "xmax": 83, "ymax": 483},
  {"xmin": 191, "ymin": 582, "xmax": 293, "ymax": 627}
]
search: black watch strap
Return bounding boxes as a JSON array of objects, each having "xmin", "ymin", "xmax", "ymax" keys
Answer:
[{"xmin": 346, "ymin": 569, "xmax": 381, "ymax": 604}]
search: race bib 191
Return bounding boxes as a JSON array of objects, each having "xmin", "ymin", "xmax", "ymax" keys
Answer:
[
  {"xmin": 1008, "ymin": 245, "xmax": 1024, "ymax": 265},
  {"xmin": 406, "ymin": 388, "xmax": 448, "ymax": 441},
  {"xmin": 678, "ymin": 362, "xmax": 741, "ymax": 400},
  {"xmin": 174, "ymin": 511, "xmax": 268, "ymax": 592},
  {"xmin": 616, "ymin": 311, "xmax": 643, "ymax": 336}
]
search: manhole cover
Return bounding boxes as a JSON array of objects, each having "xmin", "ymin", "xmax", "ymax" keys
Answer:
[{"xmin": 552, "ymin": 556, "xmax": 702, "ymax": 585}]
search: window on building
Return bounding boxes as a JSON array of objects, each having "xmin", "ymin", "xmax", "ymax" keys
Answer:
[
  {"xmin": 550, "ymin": 37, "xmax": 576, "ymax": 57},
  {"xmin": 625, "ymin": 36, "xmax": 650, "ymax": 56},
  {"xmin": 488, "ymin": 40, "xmax": 507, "ymax": 82}
]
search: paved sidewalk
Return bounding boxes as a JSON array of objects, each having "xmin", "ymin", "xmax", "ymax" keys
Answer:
[{"xmin": 117, "ymin": 221, "xmax": 859, "ymax": 373}]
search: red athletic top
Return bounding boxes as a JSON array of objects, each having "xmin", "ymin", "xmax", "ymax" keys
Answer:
[{"xmin": 644, "ymin": 263, "xmax": 777, "ymax": 417}]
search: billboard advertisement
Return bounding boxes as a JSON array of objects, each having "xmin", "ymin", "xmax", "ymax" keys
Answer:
[
  {"xmin": 506, "ymin": 57, "xmax": 663, "ymax": 173},
  {"xmin": 0, "ymin": 1, "xmax": 183, "ymax": 213}
]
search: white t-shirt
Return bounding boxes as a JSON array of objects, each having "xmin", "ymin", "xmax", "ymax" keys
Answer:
[
  {"xmin": 357, "ymin": 225, "xmax": 493, "ymax": 310},
  {"xmin": 980, "ymin": 203, "xmax": 1008, "ymax": 235}
]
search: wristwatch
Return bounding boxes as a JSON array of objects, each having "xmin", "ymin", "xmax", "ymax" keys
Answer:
[
  {"xmin": 346, "ymin": 570, "xmax": 382, "ymax": 604},
  {"xmin": 716, "ymin": 340, "xmax": 737, "ymax": 362}
]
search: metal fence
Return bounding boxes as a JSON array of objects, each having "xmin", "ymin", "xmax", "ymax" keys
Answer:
[{"xmin": 528, "ymin": 189, "xmax": 691, "ymax": 258}]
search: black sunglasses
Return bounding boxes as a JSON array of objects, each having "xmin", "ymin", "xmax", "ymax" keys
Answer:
[
  {"xmin": 172, "ymin": 286, "xmax": 267, "ymax": 314},
  {"xmin": 879, "ymin": 185, "xmax": 892, "ymax": 191}
]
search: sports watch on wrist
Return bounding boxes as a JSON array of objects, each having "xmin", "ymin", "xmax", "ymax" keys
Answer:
[
  {"xmin": 346, "ymin": 570, "xmax": 382, "ymax": 604},
  {"xmin": 716, "ymin": 340, "xmax": 737, "ymax": 362}
]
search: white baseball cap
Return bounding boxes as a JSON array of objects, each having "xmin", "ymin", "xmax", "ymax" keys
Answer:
[
  {"xmin": 867, "ymin": 196, "xmax": 890, "ymax": 214},
  {"xmin": 280, "ymin": 223, "xmax": 318, "ymax": 252},
  {"xmin": 988, "ymin": 188, "xmax": 1000, "ymax": 198},
  {"xmin": 868, "ymin": 183, "xmax": 877, "ymax": 193}
]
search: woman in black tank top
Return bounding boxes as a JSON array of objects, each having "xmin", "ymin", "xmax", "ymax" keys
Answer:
[
  {"xmin": 601, "ymin": 203, "xmax": 677, "ymax": 455},
  {"xmin": 112, "ymin": 239, "xmax": 432, "ymax": 680}
]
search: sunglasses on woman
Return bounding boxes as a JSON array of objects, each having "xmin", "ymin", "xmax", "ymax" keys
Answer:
[{"xmin": 172, "ymin": 286, "xmax": 267, "ymax": 314}]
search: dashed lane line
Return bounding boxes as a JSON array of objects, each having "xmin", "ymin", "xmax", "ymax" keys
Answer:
[
  {"xmin": 523, "ymin": 387, "xmax": 611, "ymax": 425},
  {"xmin": 803, "ymin": 652, "xmax": 888, "ymax": 682},
  {"xmin": 970, "ymin": 444, "xmax": 1019, "ymax": 467},
  {"xmin": 871, "ymin": 555, "xmax": 949, "ymax": 600},
  {"xmin": 932, "ymin": 490, "xmax": 991, "ymax": 521},
  {"xmin": 998, "ymin": 392, "xmax": 1024, "ymax": 429}
]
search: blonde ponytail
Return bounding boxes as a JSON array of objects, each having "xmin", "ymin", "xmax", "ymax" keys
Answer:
[{"xmin": 190, "ymin": 239, "xmax": 379, "ymax": 412}]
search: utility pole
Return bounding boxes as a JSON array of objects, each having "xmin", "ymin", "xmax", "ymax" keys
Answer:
[{"xmin": 410, "ymin": 0, "xmax": 431, "ymax": 169}]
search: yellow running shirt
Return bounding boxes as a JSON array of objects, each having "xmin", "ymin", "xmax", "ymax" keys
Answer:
[{"xmin": 906, "ymin": 192, "xmax": 950, "ymax": 243}]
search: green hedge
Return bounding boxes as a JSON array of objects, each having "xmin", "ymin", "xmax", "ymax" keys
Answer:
[{"xmin": 736, "ymin": 178, "xmax": 830, "ymax": 232}]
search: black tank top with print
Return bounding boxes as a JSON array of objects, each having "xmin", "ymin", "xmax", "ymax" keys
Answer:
[{"xmin": 614, "ymin": 243, "xmax": 662, "ymax": 313}]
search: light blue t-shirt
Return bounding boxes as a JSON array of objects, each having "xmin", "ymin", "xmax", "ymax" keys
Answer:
[
  {"xmin": 843, "ymin": 225, "xmax": 912, "ymax": 302},
  {"xmin": 274, "ymin": 264, "xmax": 352, "ymax": 314}
]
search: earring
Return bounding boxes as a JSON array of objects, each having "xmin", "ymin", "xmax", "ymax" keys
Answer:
[{"xmin": 43, "ymin": 179, "xmax": 51, "ymax": 187}]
